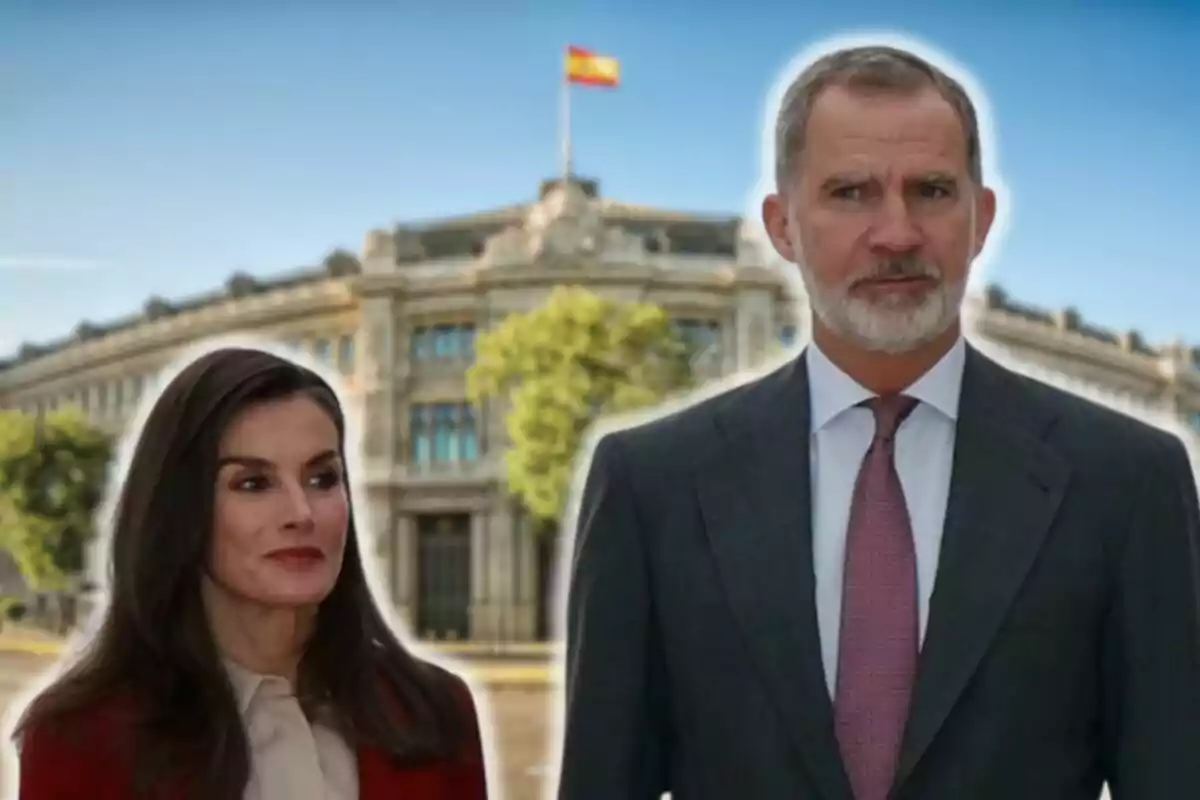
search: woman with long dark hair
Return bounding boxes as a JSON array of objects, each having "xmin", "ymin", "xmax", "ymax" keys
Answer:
[{"xmin": 13, "ymin": 347, "xmax": 489, "ymax": 799}]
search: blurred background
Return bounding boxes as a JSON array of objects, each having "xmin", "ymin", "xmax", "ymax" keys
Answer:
[{"xmin": 1, "ymin": 1, "xmax": 1197, "ymax": 797}]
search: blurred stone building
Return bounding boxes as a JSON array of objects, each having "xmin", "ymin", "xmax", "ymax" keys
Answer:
[{"xmin": 2, "ymin": 177, "xmax": 1198, "ymax": 643}]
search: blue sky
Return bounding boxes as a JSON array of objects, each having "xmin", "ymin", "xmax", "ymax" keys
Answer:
[{"xmin": 2, "ymin": 1, "xmax": 1198, "ymax": 359}]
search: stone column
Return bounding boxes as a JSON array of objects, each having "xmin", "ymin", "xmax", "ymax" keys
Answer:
[
  {"xmin": 358, "ymin": 230, "xmax": 399, "ymax": 472},
  {"xmin": 720, "ymin": 311, "xmax": 737, "ymax": 375},
  {"xmin": 747, "ymin": 315, "xmax": 767, "ymax": 370},
  {"xmin": 363, "ymin": 489, "xmax": 392, "ymax": 588},
  {"xmin": 733, "ymin": 284, "xmax": 775, "ymax": 371},
  {"xmin": 468, "ymin": 500, "xmax": 526, "ymax": 642},
  {"xmin": 469, "ymin": 511, "xmax": 493, "ymax": 640},
  {"xmin": 393, "ymin": 513, "xmax": 416, "ymax": 628},
  {"xmin": 479, "ymin": 295, "xmax": 514, "ymax": 457},
  {"xmin": 511, "ymin": 509, "xmax": 540, "ymax": 641}
]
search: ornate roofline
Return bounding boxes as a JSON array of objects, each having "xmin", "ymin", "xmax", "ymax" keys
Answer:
[
  {"xmin": 0, "ymin": 251, "xmax": 360, "ymax": 368},
  {"xmin": 4, "ymin": 267, "xmax": 1196, "ymax": 389},
  {"xmin": 2, "ymin": 179, "xmax": 1196, "ymax": 387},
  {"xmin": 0, "ymin": 180, "xmax": 746, "ymax": 370}
]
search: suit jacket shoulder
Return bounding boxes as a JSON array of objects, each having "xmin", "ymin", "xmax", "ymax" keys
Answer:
[
  {"xmin": 597, "ymin": 357, "xmax": 801, "ymax": 476},
  {"xmin": 979, "ymin": 347, "xmax": 1191, "ymax": 476}
]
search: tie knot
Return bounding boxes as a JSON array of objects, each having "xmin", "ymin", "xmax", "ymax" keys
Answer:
[{"xmin": 862, "ymin": 394, "xmax": 917, "ymax": 442}]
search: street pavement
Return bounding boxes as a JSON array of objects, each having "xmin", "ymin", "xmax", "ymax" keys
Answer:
[{"xmin": 0, "ymin": 649, "xmax": 558, "ymax": 800}]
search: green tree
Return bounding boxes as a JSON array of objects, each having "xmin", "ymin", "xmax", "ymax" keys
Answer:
[
  {"xmin": 0, "ymin": 407, "xmax": 112, "ymax": 593},
  {"xmin": 322, "ymin": 248, "xmax": 361, "ymax": 276},
  {"xmin": 467, "ymin": 285, "xmax": 695, "ymax": 533}
]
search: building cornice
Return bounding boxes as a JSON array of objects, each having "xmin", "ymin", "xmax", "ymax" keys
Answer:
[
  {"xmin": 6, "ymin": 265, "xmax": 1196, "ymax": 400},
  {"xmin": 1, "ymin": 278, "xmax": 356, "ymax": 391}
]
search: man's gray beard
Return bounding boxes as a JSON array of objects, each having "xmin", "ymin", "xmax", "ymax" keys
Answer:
[{"xmin": 797, "ymin": 255, "xmax": 966, "ymax": 355}]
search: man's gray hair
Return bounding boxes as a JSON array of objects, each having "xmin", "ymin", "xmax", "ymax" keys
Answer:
[{"xmin": 774, "ymin": 45, "xmax": 983, "ymax": 191}]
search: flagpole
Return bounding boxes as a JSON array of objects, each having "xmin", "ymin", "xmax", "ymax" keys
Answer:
[{"xmin": 560, "ymin": 50, "xmax": 573, "ymax": 182}]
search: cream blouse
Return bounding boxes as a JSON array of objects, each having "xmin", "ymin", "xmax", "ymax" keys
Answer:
[{"xmin": 223, "ymin": 659, "xmax": 359, "ymax": 800}]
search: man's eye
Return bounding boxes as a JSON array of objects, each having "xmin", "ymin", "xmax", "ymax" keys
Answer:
[
  {"xmin": 918, "ymin": 183, "xmax": 953, "ymax": 199},
  {"xmin": 831, "ymin": 185, "xmax": 864, "ymax": 200}
]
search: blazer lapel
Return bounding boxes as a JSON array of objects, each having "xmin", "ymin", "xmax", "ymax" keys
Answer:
[
  {"xmin": 357, "ymin": 745, "xmax": 444, "ymax": 799},
  {"xmin": 696, "ymin": 352, "xmax": 855, "ymax": 800},
  {"xmin": 357, "ymin": 745, "xmax": 390, "ymax": 800},
  {"xmin": 894, "ymin": 344, "xmax": 1070, "ymax": 791}
]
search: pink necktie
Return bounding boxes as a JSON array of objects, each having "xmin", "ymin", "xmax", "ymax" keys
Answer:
[{"xmin": 834, "ymin": 394, "xmax": 920, "ymax": 800}]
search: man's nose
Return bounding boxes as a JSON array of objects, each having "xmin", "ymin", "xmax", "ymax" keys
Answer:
[{"xmin": 867, "ymin": 193, "xmax": 922, "ymax": 252}]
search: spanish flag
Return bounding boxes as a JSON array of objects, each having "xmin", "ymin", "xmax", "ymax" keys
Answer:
[{"xmin": 565, "ymin": 45, "xmax": 620, "ymax": 88}]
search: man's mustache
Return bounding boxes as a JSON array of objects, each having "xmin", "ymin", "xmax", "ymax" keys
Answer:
[{"xmin": 850, "ymin": 257, "xmax": 941, "ymax": 284}]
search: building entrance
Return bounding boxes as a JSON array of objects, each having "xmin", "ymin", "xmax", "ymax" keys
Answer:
[{"xmin": 415, "ymin": 513, "xmax": 472, "ymax": 640}]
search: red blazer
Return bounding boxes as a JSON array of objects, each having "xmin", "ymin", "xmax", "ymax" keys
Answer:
[{"xmin": 16, "ymin": 676, "xmax": 488, "ymax": 799}]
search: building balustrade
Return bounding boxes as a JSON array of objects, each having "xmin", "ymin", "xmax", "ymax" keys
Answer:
[
  {"xmin": 408, "ymin": 357, "xmax": 476, "ymax": 379},
  {"xmin": 400, "ymin": 456, "xmax": 500, "ymax": 482}
]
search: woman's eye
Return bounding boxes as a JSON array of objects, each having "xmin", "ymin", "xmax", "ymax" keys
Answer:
[
  {"xmin": 311, "ymin": 470, "xmax": 342, "ymax": 490},
  {"xmin": 234, "ymin": 475, "xmax": 269, "ymax": 492}
]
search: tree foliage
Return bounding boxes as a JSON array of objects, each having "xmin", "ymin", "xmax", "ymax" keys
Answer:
[
  {"xmin": 467, "ymin": 286, "xmax": 694, "ymax": 530},
  {"xmin": 0, "ymin": 407, "xmax": 112, "ymax": 591},
  {"xmin": 323, "ymin": 248, "xmax": 362, "ymax": 276}
]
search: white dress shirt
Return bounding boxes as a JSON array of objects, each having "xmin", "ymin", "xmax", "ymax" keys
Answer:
[
  {"xmin": 807, "ymin": 337, "xmax": 966, "ymax": 696},
  {"xmin": 223, "ymin": 659, "xmax": 359, "ymax": 800}
]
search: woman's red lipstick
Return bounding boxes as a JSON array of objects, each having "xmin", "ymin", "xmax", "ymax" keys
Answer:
[{"xmin": 265, "ymin": 546, "xmax": 324, "ymax": 563}]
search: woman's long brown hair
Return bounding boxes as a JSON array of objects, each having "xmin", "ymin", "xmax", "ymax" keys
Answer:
[{"xmin": 13, "ymin": 347, "xmax": 469, "ymax": 798}]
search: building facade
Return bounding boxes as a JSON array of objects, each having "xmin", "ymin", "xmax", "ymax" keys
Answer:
[{"xmin": 3, "ymin": 177, "xmax": 1200, "ymax": 643}]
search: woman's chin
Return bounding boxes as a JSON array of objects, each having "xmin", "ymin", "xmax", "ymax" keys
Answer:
[{"xmin": 253, "ymin": 577, "xmax": 337, "ymax": 609}]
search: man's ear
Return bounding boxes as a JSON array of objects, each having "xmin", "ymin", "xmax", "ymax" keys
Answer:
[
  {"xmin": 761, "ymin": 193, "xmax": 798, "ymax": 262},
  {"xmin": 972, "ymin": 186, "xmax": 997, "ymax": 258}
]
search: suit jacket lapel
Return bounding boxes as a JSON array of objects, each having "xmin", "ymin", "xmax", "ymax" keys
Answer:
[
  {"xmin": 696, "ymin": 351, "xmax": 855, "ymax": 800},
  {"xmin": 894, "ymin": 343, "xmax": 1070, "ymax": 790}
]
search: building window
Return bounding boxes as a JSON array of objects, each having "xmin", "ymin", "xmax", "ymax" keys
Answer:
[
  {"xmin": 461, "ymin": 325, "xmax": 476, "ymax": 359},
  {"xmin": 1187, "ymin": 410, "xmax": 1200, "ymax": 434},
  {"xmin": 411, "ymin": 324, "xmax": 476, "ymax": 361},
  {"xmin": 313, "ymin": 337, "xmax": 332, "ymax": 364},
  {"xmin": 675, "ymin": 319, "xmax": 721, "ymax": 358},
  {"xmin": 337, "ymin": 334, "xmax": 355, "ymax": 374},
  {"xmin": 433, "ymin": 404, "xmax": 456, "ymax": 460},
  {"xmin": 779, "ymin": 324, "xmax": 797, "ymax": 347},
  {"xmin": 410, "ymin": 402, "xmax": 480, "ymax": 464},
  {"xmin": 412, "ymin": 328, "xmax": 433, "ymax": 360},
  {"xmin": 460, "ymin": 405, "xmax": 478, "ymax": 460},
  {"xmin": 411, "ymin": 406, "xmax": 432, "ymax": 464},
  {"xmin": 433, "ymin": 327, "xmax": 457, "ymax": 358}
]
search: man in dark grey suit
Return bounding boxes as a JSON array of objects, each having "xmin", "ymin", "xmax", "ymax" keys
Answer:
[{"xmin": 555, "ymin": 44, "xmax": 1200, "ymax": 800}]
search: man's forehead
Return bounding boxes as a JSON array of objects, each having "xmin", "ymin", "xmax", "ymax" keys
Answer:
[
  {"xmin": 808, "ymin": 83, "xmax": 961, "ymax": 127},
  {"xmin": 802, "ymin": 84, "xmax": 968, "ymax": 172}
]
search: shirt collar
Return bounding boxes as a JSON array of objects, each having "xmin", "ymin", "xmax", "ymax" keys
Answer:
[
  {"xmin": 223, "ymin": 657, "xmax": 290, "ymax": 716},
  {"xmin": 807, "ymin": 335, "xmax": 966, "ymax": 433}
]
